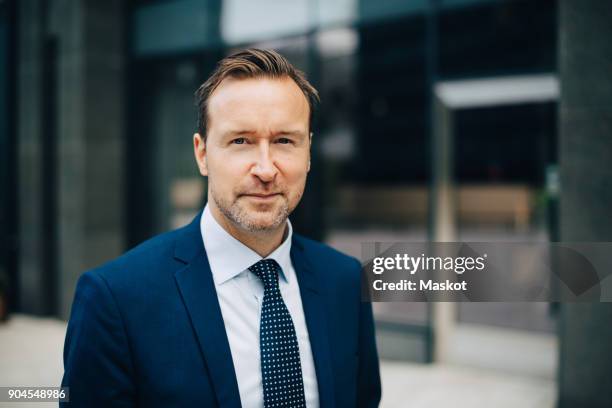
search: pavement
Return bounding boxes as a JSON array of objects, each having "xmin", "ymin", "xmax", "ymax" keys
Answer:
[{"xmin": 0, "ymin": 314, "xmax": 556, "ymax": 407}]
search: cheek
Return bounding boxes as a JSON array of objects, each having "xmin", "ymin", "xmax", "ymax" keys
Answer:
[
  {"xmin": 279, "ymin": 149, "xmax": 309, "ymax": 171},
  {"xmin": 281, "ymin": 160, "xmax": 309, "ymax": 189},
  {"xmin": 208, "ymin": 155, "xmax": 246, "ymax": 183}
]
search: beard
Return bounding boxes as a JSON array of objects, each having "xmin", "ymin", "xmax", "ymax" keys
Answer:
[{"xmin": 210, "ymin": 185, "xmax": 295, "ymax": 233}]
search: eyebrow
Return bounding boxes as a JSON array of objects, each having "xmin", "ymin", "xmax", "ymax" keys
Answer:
[{"xmin": 221, "ymin": 130, "xmax": 307, "ymax": 139}]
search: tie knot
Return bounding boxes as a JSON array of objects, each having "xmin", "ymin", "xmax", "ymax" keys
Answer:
[{"xmin": 248, "ymin": 259, "xmax": 281, "ymax": 290}]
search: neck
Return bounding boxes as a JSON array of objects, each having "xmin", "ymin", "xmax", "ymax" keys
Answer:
[{"xmin": 209, "ymin": 204, "xmax": 287, "ymax": 258}]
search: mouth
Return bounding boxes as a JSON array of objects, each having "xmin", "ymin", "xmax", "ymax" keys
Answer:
[{"xmin": 241, "ymin": 193, "xmax": 281, "ymax": 201}]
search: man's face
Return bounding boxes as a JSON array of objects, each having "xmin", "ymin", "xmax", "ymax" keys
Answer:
[{"xmin": 194, "ymin": 76, "xmax": 311, "ymax": 233}]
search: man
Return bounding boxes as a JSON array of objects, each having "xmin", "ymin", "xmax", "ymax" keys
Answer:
[{"xmin": 61, "ymin": 49, "xmax": 381, "ymax": 407}]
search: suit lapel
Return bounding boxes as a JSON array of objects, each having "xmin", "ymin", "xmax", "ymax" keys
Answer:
[
  {"xmin": 291, "ymin": 236, "xmax": 337, "ymax": 408},
  {"xmin": 173, "ymin": 214, "xmax": 241, "ymax": 408}
]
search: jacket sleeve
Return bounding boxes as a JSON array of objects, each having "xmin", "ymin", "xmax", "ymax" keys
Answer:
[
  {"xmin": 61, "ymin": 271, "xmax": 136, "ymax": 407},
  {"xmin": 355, "ymin": 260, "xmax": 382, "ymax": 407}
]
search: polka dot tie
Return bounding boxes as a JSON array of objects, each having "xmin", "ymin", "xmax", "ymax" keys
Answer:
[{"xmin": 249, "ymin": 259, "xmax": 306, "ymax": 408}]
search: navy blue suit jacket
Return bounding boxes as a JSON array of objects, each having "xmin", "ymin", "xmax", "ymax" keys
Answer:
[{"xmin": 61, "ymin": 212, "xmax": 381, "ymax": 407}]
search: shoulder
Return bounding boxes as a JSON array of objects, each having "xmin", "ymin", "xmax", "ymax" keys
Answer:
[
  {"xmin": 292, "ymin": 233, "xmax": 361, "ymax": 278},
  {"xmin": 82, "ymin": 222, "xmax": 193, "ymax": 291},
  {"xmin": 292, "ymin": 234, "xmax": 364, "ymax": 317}
]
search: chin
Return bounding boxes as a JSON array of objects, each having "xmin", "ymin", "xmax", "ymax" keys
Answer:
[
  {"xmin": 241, "ymin": 215, "xmax": 284, "ymax": 232},
  {"xmin": 215, "ymin": 195, "xmax": 292, "ymax": 233}
]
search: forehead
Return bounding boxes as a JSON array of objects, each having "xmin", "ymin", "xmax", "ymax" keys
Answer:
[{"xmin": 207, "ymin": 76, "xmax": 310, "ymax": 133}]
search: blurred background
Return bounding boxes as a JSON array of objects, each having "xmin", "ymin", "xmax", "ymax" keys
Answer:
[{"xmin": 1, "ymin": 0, "xmax": 611, "ymax": 407}]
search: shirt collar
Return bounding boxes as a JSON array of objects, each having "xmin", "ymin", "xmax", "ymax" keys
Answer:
[{"xmin": 200, "ymin": 203, "xmax": 293, "ymax": 285}]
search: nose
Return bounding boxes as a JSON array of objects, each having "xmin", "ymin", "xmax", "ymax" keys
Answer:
[{"xmin": 250, "ymin": 142, "xmax": 278, "ymax": 183}]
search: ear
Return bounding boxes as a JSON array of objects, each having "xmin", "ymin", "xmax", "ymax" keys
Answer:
[
  {"xmin": 193, "ymin": 133, "xmax": 208, "ymax": 176},
  {"xmin": 307, "ymin": 132, "xmax": 312, "ymax": 172}
]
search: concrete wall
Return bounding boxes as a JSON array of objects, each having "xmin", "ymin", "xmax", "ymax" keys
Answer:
[
  {"xmin": 18, "ymin": 0, "xmax": 47, "ymax": 314},
  {"xmin": 18, "ymin": 0, "xmax": 125, "ymax": 319},
  {"xmin": 558, "ymin": 1, "xmax": 612, "ymax": 407}
]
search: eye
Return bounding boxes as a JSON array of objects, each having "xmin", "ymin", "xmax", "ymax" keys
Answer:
[
  {"xmin": 231, "ymin": 137, "xmax": 246, "ymax": 145},
  {"xmin": 276, "ymin": 137, "xmax": 292, "ymax": 144}
]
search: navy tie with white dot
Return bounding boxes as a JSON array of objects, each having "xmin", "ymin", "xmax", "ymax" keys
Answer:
[{"xmin": 249, "ymin": 259, "xmax": 306, "ymax": 408}]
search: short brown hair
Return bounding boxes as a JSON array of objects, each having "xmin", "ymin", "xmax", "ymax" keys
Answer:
[{"xmin": 194, "ymin": 48, "xmax": 320, "ymax": 140}]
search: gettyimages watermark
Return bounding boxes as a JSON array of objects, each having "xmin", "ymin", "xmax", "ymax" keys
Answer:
[{"xmin": 361, "ymin": 242, "xmax": 612, "ymax": 302}]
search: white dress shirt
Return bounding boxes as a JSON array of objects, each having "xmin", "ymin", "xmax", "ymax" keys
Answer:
[{"xmin": 200, "ymin": 204, "xmax": 320, "ymax": 408}]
